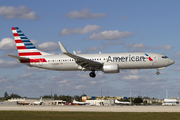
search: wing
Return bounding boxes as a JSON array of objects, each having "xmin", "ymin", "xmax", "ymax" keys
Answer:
[{"xmin": 58, "ymin": 42, "xmax": 103, "ymax": 70}]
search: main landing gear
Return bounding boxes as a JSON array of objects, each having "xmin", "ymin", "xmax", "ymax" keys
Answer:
[
  {"xmin": 156, "ymin": 69, "xmax": 160, "ymax": 75},
  {"xmin": 89, "ymin": 71, "xmax": 96, "ymax": 78},
  {"xmin": 156, "ymin": 71, "xmax": 160, "ymax": 75}
]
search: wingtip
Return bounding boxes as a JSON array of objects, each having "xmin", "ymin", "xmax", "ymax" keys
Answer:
[{"xmin": 58, "ymin": 41, "xmax": 68, "ymax": 53}]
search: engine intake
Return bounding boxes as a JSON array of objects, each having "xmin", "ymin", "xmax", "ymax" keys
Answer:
[{"xmin": 102, "ymin": 64, "xmax": 119, "ymax": 73}]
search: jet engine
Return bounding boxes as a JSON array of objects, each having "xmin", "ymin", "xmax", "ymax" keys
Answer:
[{"xmin": 102, "ymin": 64, "xmax": 119, "ymax": 73}]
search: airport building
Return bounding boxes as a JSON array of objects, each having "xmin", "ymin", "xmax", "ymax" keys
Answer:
[
  {"xmin": 7, "ymin": 98, "xmax": 66, "ymax": 105},
  {"xmin": 82, "ymin": 96, "xmax": 126, "ymax": 106},
  {"xmin": 86, "ymin": 100, "xmax": 114, "ymax": 106},
  {"xmin": 162, "ymin": 99, "xmax": 180, "ymax": 106},
  {"xmin": 82, "ymin": 96, "xmax": 124, "ymax": 101},
  {"xmin": 3, "ymin": 96, "xmax": 180, "ymax": 106},
  {"xmin": 143, "ymin": 98, "xmax": 164, "ymax": 104}
]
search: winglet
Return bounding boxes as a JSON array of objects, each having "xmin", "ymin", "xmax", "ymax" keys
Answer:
[{"xmin": 58, "ymin": 41, "xmax": 68, "ymax": 54}]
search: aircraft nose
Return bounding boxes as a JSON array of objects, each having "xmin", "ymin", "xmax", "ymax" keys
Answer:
[{"xmin": 168, "ymin": 59, "xmax": 175, "ymax": 65}]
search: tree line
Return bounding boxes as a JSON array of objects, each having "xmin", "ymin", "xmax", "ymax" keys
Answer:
[
  {"xmin": 0, "ymin": 92, "xmax": 21, "ymax": 101},
  {"xmin": 0, "ymin": 92, "xmax": 145, "ymax": 104},
  {"xmin": 0, "ymin": 92, "xmax": 84, "ymax": 103}
]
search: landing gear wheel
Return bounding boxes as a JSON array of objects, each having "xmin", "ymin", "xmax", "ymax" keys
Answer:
[
  {"xmin": 156, "ymin": 72, "xmax": 160, "ymax": 75},
  {"xmin": 89, "ymin": 71, "xmax": 96, "ymax": 78}
]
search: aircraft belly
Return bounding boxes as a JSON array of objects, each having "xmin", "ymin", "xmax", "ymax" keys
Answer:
[
  {"xmin": 28, "ymin": 60, "xmax": 166, "ymax": 71},
  {"xmin": 30, "ymin": 63, "xmax": 53, "ymax": 70},
  {"xmin": 118, "ymin": 62, "xmax": 148, "ymax": 69},
  {"xmin": 117, "ymin": 61, "xmax": 158, "ymax": 69},
  {"xmin": 51, "ymin": 62, "xmax": 78, "ymax": 71}
]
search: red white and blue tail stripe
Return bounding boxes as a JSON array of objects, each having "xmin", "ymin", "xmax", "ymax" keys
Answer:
[{"xmin": 12, "ymin": 27, "xmax": 50, "ymax": 57}]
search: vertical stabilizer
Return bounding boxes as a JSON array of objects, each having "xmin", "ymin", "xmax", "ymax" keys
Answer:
[{"xmin": 12, "ymin": 27, "xmax": 51, "ymax": 58}]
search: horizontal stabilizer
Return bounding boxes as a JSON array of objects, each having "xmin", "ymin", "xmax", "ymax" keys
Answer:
[{"xmin": 7, "ymin": 54, "xmax": 30, "ymax": 60}]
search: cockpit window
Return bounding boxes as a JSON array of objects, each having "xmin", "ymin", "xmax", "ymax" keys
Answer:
[{"xmin": 162, "ymin": 56, "xmax": 168, "ymax": 59}]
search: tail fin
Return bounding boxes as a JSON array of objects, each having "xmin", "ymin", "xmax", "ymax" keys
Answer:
[
  {"xmin": 40, "ymin": 97, "xmax": 42, "ymax": 102},
  {"xmin": 73, "ymin": 99, "xmax": 77, "ymax": 103},
  {"xmin": 12, "ymin": 27, "xmax": 51, "ymax": 57}
]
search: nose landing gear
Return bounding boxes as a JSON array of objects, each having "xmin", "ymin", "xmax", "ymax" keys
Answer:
[{"xmin": 89, "ymin": 71, "xmax": 96, "ymax": 78}]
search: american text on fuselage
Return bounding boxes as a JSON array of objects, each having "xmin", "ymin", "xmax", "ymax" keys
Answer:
[{"xmin": 107, "ymin": 55, "xmax": 146, "ymax": 62}]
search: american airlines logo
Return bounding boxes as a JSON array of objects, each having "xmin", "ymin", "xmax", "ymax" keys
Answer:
[
  {"xmin": 145, "ymin": 53, "xmax": 153, "ymax": 61},
  {"xmin": 107, "ymin": 54, "xmax": 153, "ymax": 62}
]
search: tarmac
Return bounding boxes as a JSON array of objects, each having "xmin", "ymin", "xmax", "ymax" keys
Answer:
[{"xmin": 0, "ymin": 105, "xmax": 180, "ymax": 112}]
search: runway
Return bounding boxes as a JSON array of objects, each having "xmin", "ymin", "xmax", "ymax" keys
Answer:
[{"xmin": 0, "ymin": 105, "xmax": 180, "ymax": 112}]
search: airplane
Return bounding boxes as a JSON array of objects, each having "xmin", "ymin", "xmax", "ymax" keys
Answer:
[
  {"xmin": 72, "ymin": 99, "xmax": 90, "ymax": 105},
  {"xmin": 8, "ymin": 27, "xmax": 175, "ymax": 78},
  {"xmin": 33, "ymin": 97, "xmax": 43, "ymax": 105},
  {"xmin": 115, "ymin": 99, "xmax": 131, "ymax": 105}
]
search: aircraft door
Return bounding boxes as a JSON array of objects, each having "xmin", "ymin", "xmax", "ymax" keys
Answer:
[
  {"xmin": 153, "ymin": 56, "xmax": 157, "ymax": 65},
  {"xmin": 39, "ymin": 58, "xmax": 43, "ymax": 66},
  {"xmin": 151, "ymin": 56, "xmax": 157, "ymax": 67}
]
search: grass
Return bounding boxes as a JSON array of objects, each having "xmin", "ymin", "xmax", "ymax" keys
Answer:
[{"xmin": 0, "ymin": 111, "xmax": 180, "ymax": 120}]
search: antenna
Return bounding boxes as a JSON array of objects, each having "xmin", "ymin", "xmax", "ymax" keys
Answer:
[
  {"xmin": 101, "ymin": 89, "xmax": 102, "ymax": 98},
  {"xmin": 107, "ymin": 90, "xmax": 109, "ymax": 97},
  {"xmin": 51, "ymin": 89, "xmax": 52, "ymax": 99}
]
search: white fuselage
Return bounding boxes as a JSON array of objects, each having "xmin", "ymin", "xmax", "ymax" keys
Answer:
[
  {"xmin": 72, "ymin": 100, "xmax": 90, "ymax": 105},
  {"xmin": 9, "ymin": 27, "xmax": 175, "ymax": 78},
  {"xmin": 25, "ymin": 52, "xmax": 174, "ymax": 72},
  {"xmin": 115, "ymin": 99, "xmax": 131, "ymax": 105}
]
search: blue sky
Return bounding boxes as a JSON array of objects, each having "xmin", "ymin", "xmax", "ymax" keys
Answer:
[{"xmin": 0, "ymin": 0, "xmax": 180, "ymax": 99}]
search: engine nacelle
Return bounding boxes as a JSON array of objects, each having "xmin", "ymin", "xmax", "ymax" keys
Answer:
[{"xmin": 102, "ymin": 64, "xmax": 119, "ymax": 73}]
